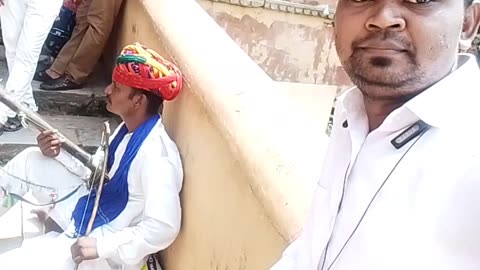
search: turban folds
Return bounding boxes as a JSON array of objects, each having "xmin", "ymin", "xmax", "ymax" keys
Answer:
[{"xmin": 112, "ymin": 43, "xmax": 182, "ymax": 101}]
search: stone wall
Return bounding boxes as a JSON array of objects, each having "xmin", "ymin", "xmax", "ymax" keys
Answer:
[{"xmin": 198, "ymin": 0, "xmax": 352, "ymax": 87}]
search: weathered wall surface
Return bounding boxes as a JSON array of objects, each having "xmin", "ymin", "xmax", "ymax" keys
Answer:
[
  {"xmin": 109, "ymin": 0, "xmax": 336, "ymax": 269},
  {"xmin": 197, "ymin": 0, "xmax": 352, "ymax": 87},
  {"xmin": 278, "ymin": 0, "xmax": 337, "ymax": 7}
]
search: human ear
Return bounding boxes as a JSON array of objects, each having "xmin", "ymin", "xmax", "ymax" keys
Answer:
[
  {"xmin": 138, "ymin": 94, "xmax": 148, "ymax": 108},
  {"xmin": 132, "ymin": 93, "xmax": 143, "ymax": 108}
]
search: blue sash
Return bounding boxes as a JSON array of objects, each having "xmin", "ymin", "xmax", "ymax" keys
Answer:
[{"xmin": 72, "ymin": 114, "xmax": 160, "ymax": 236}]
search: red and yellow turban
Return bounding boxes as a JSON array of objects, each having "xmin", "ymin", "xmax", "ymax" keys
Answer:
[{"xmin": 112, "ymin": 43, "xmax": 182, "ymax": 101}]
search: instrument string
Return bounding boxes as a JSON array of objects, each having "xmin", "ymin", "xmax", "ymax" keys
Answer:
[
  {"xmin": 75, "ymin": 159, "xmax": 99, "ymax": 237},
  {"xmin": 0, "ymin": 165, "xmax": 80, "ymax": 190}
]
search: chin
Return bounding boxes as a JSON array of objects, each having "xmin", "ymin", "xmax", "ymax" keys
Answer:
[
  {"xmin": 359, "ymin": 87, "xmax": 409, "ymax": 100},
  {"xmin": 353, "ymin": 77, "xmax": 424, "ymax": 101},
  {"xmin": 106, "ymin": 103, "xmax": 114, "ymax": 113},
  {"xmin": 350, "ymin": 64, "xmax": 422, "ymax": 89}
]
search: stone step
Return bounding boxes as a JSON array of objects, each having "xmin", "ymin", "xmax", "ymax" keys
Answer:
[
  {"xmin": 0, "ymin": 114, "xmax": 119, "ymax": 165},
  {"xmin": 0, "ymin": 45, "xmax": 111, "ymax": 116},
  {"xmin": 32, "ymin": 83, "xmax": 110, "ymax": 117}
]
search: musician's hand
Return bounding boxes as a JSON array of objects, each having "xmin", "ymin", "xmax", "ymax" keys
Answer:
[
  {"xmin": 37, "ymin": 130, "xmax": 62, "ymax": 158},
  {"xmin": 71, "ymin": 237, "xmax": 99, "ymax": 264}
]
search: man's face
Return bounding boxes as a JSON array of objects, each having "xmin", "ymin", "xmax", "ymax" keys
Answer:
[
  {"xmin": 104, "ymin": 82, "xmax": 138, "ymax": 117},
  {"xmin": 334, "ymin": 0, "xmax": 468, "ymax": 99}
]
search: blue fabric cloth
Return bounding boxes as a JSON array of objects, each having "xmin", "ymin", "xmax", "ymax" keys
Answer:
[
  {"xmin": 72, "ymin": 114, "xmax": 160, "ymax": 236},
  {"xmin": 41, "ymin": 6, "xmax": 76, "ymax": 58}
]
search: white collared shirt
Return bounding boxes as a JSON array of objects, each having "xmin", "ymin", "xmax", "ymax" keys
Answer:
[
  {"xmin": 55, "ymin": 114, "xmax": 183, "ymax": 269},
  {"xmin": 271, "ymin": 54, "xmax": 480, "ymax": 270}
]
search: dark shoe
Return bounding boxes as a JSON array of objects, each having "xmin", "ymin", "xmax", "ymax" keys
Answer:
[
  {"xmin": 34, "ymin": 70, "xmax": 55, "ymax": 82},
  {"xmin": 2, "ymin": 116, "xmax": 23, "ymax": 132},
  {"xmin": 40, "ymin": 76, "xmax": 83, "ymax": 91}
]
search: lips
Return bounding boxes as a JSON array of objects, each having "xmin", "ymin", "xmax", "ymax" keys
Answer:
[
  {"xmin": 359, "ymin": 47, "xmax": 406, "ymax": 52},
  {"xmin": 356, "ymin": 40, "xmax": 408, "ymax": 52},
  {"xmin": 358, "ymin": 48, "xmax": 407, "ymax": 56}
]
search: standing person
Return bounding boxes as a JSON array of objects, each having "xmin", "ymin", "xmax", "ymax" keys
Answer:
[
  {"xmin": 38, "ymin": 0, "xmax": 82, "ymax": 69},
  {"xmin": 271, "ymin": 0, "xmax": 480, "ymax": 269},
  {"xmin": 0, "ymin": 0, "xmax": 64, "ymax": 134},
  {"xmin": 34, "ymin": 0, "xmax": 124, "ymax": 91},
  {"xmin": 0, "ymin": 43, "xmax": 184, "ymax": 269}
]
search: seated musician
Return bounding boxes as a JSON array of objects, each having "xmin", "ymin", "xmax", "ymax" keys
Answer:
[{"xmin": 0, "ymin": 43, "xmax": 184, "ymax": 270}]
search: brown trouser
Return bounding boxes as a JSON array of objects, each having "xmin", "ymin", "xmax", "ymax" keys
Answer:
[{"xmin": 49, "ymin": 0, "xmax": 124, "ymax": 83}]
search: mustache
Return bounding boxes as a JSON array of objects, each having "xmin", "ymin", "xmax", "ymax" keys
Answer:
[{"xmin": 352, "ymin": 31, "xmax": 414, "ymax": 52}]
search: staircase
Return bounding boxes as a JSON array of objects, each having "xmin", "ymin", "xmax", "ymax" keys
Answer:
[{"xmin": 0, "ymin": 45, "xmax": 117, "ymax": 166}]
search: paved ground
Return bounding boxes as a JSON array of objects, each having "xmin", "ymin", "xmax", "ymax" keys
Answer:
[{"xmin": 0, "ymin": 115, "xmax": 118, "ymax": 165}]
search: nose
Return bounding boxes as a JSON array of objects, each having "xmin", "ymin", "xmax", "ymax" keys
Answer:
[
  {"xmin": 365, "ymin": 4, "xmax": 406, "ymax": 32},
  {"xmin": 105, "ymin": 83, "xmax": 113, "ymax": 95}
]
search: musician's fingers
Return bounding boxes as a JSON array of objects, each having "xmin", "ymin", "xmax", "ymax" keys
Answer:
[
  {"xmin": 53, "ymin": 147, "xmax": 60, "ymax": 155},
  {"xmin": 39, "ymin": 143, "xmax": 51, "ymax": 155},
  {"xmin": 37, "ymin": 134, "xmax": 57, "ymax": 146},
  {"xmin": 39, "ymin": 140, "xmax": 54, "ymax": 153},
  {"xmin": 73, "ymin": 255, "xmax": 83, "ymax": 265},
  {"xmin": 38, "ymin": 129, "xmax": 57, "ymax": 139},
  {"xmin": 36, "ymin": 132, "xmax": 47, "ymax": 143},
  {"xmin": 37, "ymin": 129, "xmax": 59, "ymax": 142},
  {"xmin": 49, "ymin": 139, "xmax": 62, "ymax": 147},
  {"xmin": 38, "ymin": 137, "xmax": 61, "ymax": 155},
  {"xmin": 71, "ymin": 242, "xmax": 80, "ymax": 260},
  {"xmin": 71, "ymin": 243, "xmax": 87, "ymax": 262},
  {"xmin": 72, "ymin": 249, "xmax": 91, "ymax": 264},
  {"xmin": 46, "ymin": 146, "xmax": 60, "ymax": 157}
]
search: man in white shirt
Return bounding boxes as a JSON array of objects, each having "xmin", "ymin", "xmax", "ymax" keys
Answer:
[
  {"xmin": 0, "ymin": 0, "xmax": 64, "ymax": 135},
  {"xmin": 271, "ymin": 0, "xmax": 480, "ymax": 269},
  {"xmin": 0, "ymin": 43, "xmax": 184, "ymax": 269}
]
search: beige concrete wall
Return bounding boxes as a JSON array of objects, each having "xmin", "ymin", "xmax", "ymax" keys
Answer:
[
  {"xmin": 109, "ymin": 0, "xmax": 336, "ymax": 269},
  {"xmin": 197, "ymin": 0, "xmax": 352, "ymax": 87}
]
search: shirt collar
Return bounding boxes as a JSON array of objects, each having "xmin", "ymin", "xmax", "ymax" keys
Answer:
[
  {"xmin": 405, "ymin": 53, "xmax": 480, "ymax": 129},
  {"xmin": 338, "ymin": 53, "xmax": 480, "ymax": 131}
]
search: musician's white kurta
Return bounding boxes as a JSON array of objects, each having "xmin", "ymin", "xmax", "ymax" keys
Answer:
[
  {"xmin": 0, "ymin": 0, "xmax": 63, "ymax": 124},
  {"xmin": 270, "ymin": 53, "xmax": 480, "ymax": 270},
  {"xmin": 0, "ymin": 115, "xmax": 183, "ymax": 269}
]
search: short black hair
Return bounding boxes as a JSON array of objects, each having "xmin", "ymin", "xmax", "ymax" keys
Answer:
[
  {"xmin": 466, "ymin": 0, "xmax": 474, "ymax": 7},
  {"xmin": 129, "ymin": 88, "xmax": 164, "ymax": 114}
]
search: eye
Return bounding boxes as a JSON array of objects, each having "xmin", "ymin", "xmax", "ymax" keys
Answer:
[{"xmin": 404, "ymin": 0, "xmax": 432, "ymax": 3}]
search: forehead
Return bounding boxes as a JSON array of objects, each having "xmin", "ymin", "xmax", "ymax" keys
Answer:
[{"xmin": 336, "ymin": 0, "xmax": 462, "ymax": 11}]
